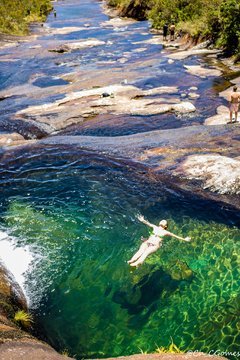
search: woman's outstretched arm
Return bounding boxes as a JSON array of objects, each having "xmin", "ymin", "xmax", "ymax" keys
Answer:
[
  {"xmin": 137, "ymin": 215, "xmax": 155, "ymax": 229},
  {"xmin": 166, "ymin": 231, "xmax": 191, "ymax": 242}
]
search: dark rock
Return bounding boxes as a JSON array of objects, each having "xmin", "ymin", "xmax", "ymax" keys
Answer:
[{"xmin": 101, "ymin": 92, "xmax": 111, "ymax": 97}]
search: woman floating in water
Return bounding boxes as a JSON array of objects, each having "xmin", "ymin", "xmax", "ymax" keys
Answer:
[{"xmin": 127, "ymin": 215, "xmax": 191, "ymax": 267}]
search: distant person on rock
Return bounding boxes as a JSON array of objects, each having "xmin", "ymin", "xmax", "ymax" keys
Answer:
[
  {"xmin": 163, "ymin": 23, "xmax": 168, "ymax": 41},
  {"xmin": 127, "ymin": 215, "xmax": 191, "ymax": 267},
  {"xmin": 229, "ymin": 85, "xmax": 240, "ymax": 123},
  {"xmin": 177, "ymin": 29, "xmax": 183, "ymax": 38},
  {"xmin": 170, "ymin": 23, "xmax": 175, "ymax": 41}
]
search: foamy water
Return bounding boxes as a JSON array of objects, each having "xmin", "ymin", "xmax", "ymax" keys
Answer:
[{"xmin": 0, "ymin": 229, "xmax": 33, "ymax": 302}]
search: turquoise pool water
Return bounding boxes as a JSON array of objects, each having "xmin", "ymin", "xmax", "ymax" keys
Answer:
[{"xmin": 0, "ymin": 146, "xmax": 239, "ymax": 359}]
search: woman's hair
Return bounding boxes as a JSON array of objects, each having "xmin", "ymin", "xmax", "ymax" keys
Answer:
[
  {"xmin": 233, "ymin": 85, "xmax": 238, "ymax": 92},
  {"xmin": 159, "ymin": 219, "xmax": 168, "ymax": 228}
]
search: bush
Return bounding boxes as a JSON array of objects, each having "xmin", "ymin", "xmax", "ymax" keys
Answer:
[
  {"xmin": 219, "ymin": 0, "xmax": 240, "ymax": 55},
  {"xmin": 108, "ymin": 0, "xmax": 240, "ymax": 57},
  {"xmin": 0, "ymin": 0, "xmax": 52, "ymax": 35}
]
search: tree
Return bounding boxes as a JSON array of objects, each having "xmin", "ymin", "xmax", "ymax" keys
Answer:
[{"xmin": 219, "ymin": 0, "xmax": 240, "ymax": 55}]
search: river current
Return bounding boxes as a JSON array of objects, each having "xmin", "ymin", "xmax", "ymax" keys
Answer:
[{"xmin": 0, "ymin": 0, "xmax": 239, "ymax": 359}]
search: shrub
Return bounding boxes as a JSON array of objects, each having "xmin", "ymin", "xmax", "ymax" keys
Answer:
[
  {"xmin": 14, "ymin": 310, "xmax": 33, "ymax": 329},
  {"xmin": 0, "ymin": 0, "xmax": 52, "ymax": 35},
  {"xmin": 218, "ymin": 0, "xmax": 240, "ymax": 55}
]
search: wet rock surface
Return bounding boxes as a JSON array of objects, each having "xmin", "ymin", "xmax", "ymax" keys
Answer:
[
  {"xmin": 0, "ymin": 262, "xmax": 73, "ymax": 359},
  {"xmin": 40, "ymin": 123, "xmax": 240, "ymax": 208},
  {"xmin": 0, "ymin": 340, "xmax": 74, "ymax": 360},
  {"xmin": 48, "ymin": 39, "xmax": 106, "ymax": 53}
]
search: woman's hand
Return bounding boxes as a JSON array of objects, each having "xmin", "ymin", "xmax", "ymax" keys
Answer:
[
  {"xmin": 184, "ymin": 236, "xmax": 191, "ymax": 242},
  {"xmin": 137, "ymin": 215, "xmax": 145, "ymax": 222}
]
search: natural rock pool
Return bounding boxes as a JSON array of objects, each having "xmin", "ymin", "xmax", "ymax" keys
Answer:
[
  {"xmin": 0, "ymin": 145, "xmax": 240, "ymax": 358},
  {"xmin": 0, "ymin": 0, "xmax": 239, "ymax": 359}
]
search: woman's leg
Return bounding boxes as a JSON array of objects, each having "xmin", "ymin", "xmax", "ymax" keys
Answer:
[
  {"xmin": 130, "ymin": 245, "xmax": 159, "ymax": 267},
  {"xmin": 235, "ymin": 111, "xmax": 238, "ymax": 122},
  {"xmin": 127, "ymin": 243, "xmax": 148, "ymax": 264}
]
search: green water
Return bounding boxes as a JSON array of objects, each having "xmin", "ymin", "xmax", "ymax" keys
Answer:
[{"xmin": 1, "ymin": 147, "xmax": 240, "ymax": 359}]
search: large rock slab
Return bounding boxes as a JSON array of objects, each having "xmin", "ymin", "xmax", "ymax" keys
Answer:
[
  {"xmin": 39, "ymin": 124, "xmax": 240, "ymax": 203},
  {"xmin": 204, "ymin": 106, "xmax": 230, "ymax": 125},
  {"xmin": 173, "ymin": 154, "xmax": 240, "ymax": 194},
  {"xmin": 184, "ymin": 65, "xmax": 222, "ymax": 78},
  {"xmin": 0, "ymin": 340, "xmax": 75, "ymax": 360},
  {"xmin": 15, "ymin": 84, "xmax": 195, "ymax": 131},
  {"xmin": 44, "ymin": 26, "xmax": 87, "ymax": 35},
  {"xmin": 49, "ymin": 39, "xmax": 105, "ymax": 53},
  {"xmin": 166, "ymin": 49, "xmax": 220, "ymax": 60}
]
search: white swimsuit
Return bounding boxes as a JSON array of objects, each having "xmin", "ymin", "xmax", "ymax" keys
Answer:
[{"xmin": 146, "ymin": 226, "xmax": 165, "ymax": 247}]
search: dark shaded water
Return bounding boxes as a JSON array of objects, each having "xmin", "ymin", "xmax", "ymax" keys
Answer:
[{"xmin": 0, "ymin": 1, "xmax": 239, "ymax": 359}]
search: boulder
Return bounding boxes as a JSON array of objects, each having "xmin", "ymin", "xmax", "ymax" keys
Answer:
[
  {"xmin": 174, "ymin": 154, "xmax": 240, "ymax": 195},
  {"xmin": 49, "ymin": 39, "xmax": 105, "ymax": 53}
]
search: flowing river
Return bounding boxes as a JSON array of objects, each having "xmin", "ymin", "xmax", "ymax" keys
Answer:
[{"xmin": 0, "ymin": 0, "xmax": 239, "ymax": 359}]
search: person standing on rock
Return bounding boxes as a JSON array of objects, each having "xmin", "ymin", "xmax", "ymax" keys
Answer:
[
  {"xmin": 127, "ymin": 215, "xmax": 191, "ymax": 267},
  {"xmin": 170, "ymin": 23, "xmax": 175, "ymax": 41},
  {"xmin": 163, "ymin": 23, "xmax": 168, "ymax": 41},
  {"xmin": 229, "ymin": 85, "xmax": 240, "ymax": 123}
]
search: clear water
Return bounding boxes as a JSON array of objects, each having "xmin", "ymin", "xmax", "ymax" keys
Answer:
[{"xmin": 0, "ymin": 146, "xmax": 240, "ymax": 359}]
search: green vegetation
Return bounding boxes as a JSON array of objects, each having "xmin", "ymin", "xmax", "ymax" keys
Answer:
[
  {"xmin": 14, "ymin": 310, "xmax": 33, "ymax": 328},
  {"xmin": 107, "ymin": 0, "xmax": 240, "ymax": 56},
  {"xmin": 155, "ymin": 341, "xmax": 183, "ymax": 353},
  {"xmin": 0, "ymin": 0, "xmax": 52, "ymax": 35}
]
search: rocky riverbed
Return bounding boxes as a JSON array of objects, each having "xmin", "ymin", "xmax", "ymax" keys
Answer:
[{"xmin": 0, "ymin": 2, "xmax": 239, "ymax": 208}]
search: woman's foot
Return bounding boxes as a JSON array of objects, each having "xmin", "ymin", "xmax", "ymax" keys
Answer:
[{"xmin": 130, "ymin": 262, "xmax": 141, "ymax": 267}]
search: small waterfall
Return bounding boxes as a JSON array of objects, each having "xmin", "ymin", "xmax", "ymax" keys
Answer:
[{"xmin": 0, "ymin": 229, "xmax": 33, "ymax": 303}]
